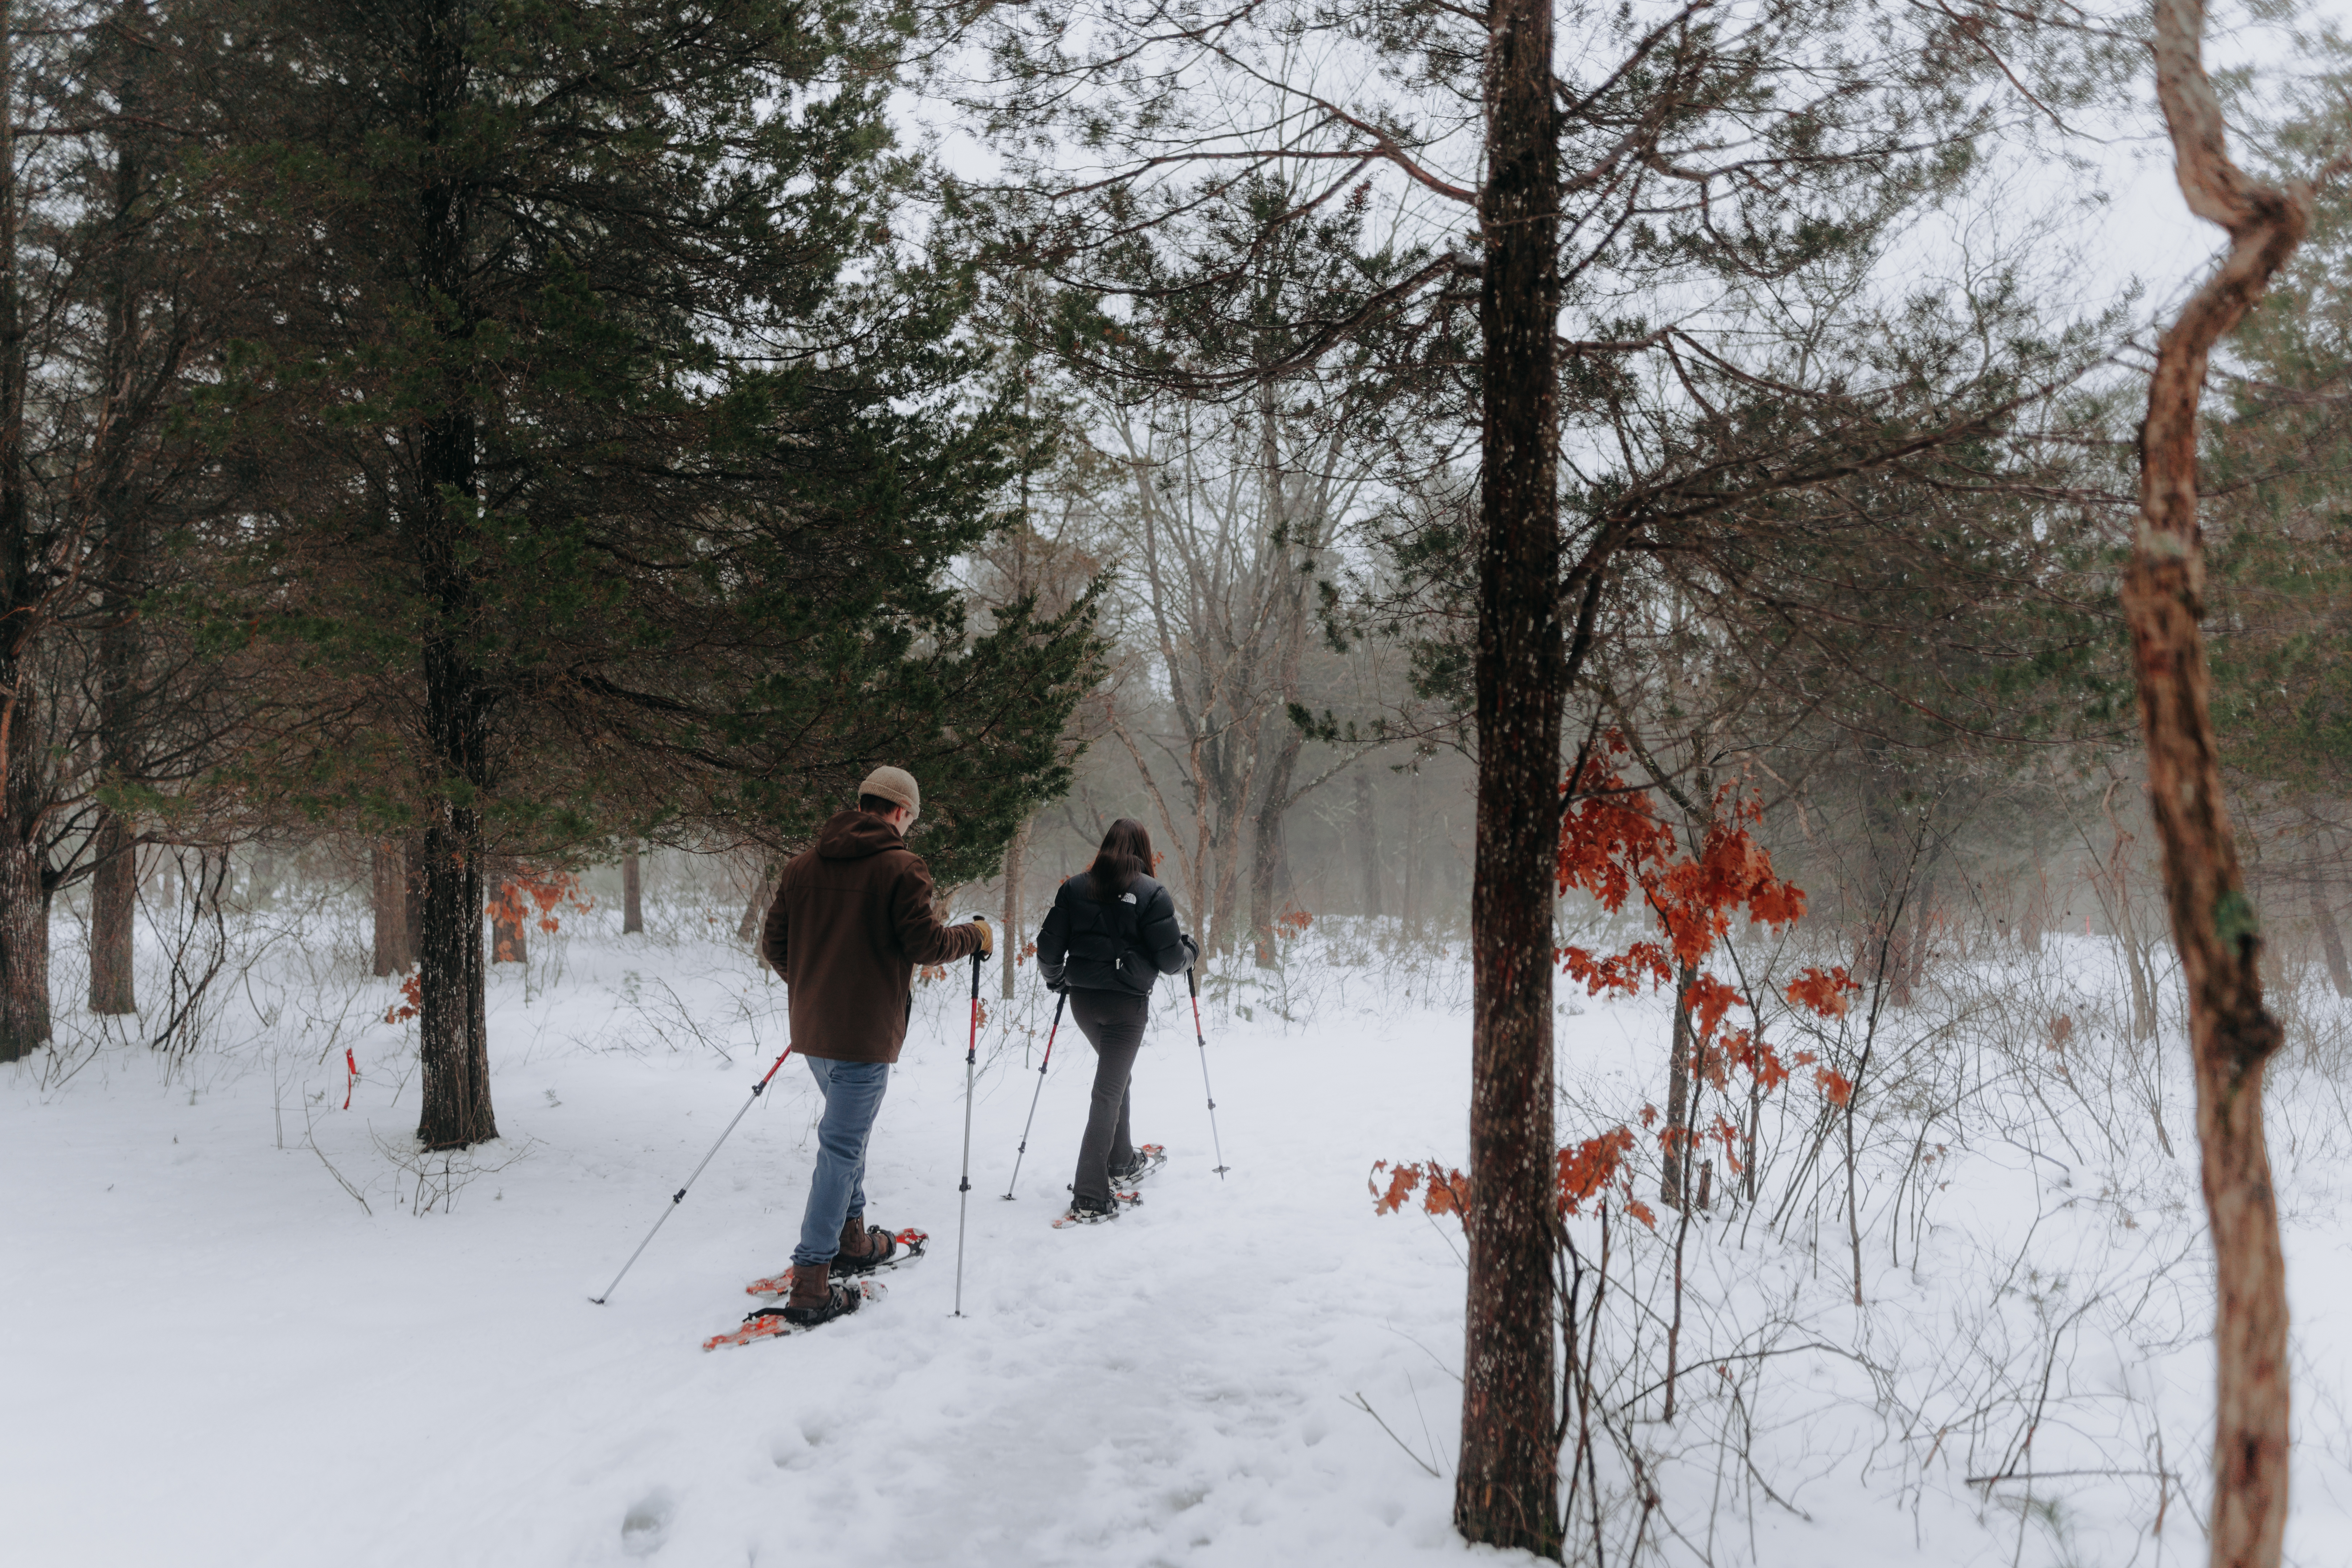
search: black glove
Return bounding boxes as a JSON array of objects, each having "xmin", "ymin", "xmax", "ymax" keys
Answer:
[{"xmin": 1181, "ymin": 934, "xmax": 1200, "ymax": 967}]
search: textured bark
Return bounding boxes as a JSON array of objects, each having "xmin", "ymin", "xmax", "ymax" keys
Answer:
[
  {"xmin": 621, "ymin": 846, "xmax": 643, "ymax": 935},
  {"xmin": 89, "ymin": 818, "xmax": 136, "ymax": 1014},
  {"xmin": 1455, "ymin": 0, "xmax": 1563, "ymax": 1546},
  {"xmin": 0, "ymin": 4, "xmax": 47, "ymax": 1065},
  {"xmin": 87, "ymin": 14, "xmax": 147, "ymax": 1022},
  {"xmin": 371, "ymin": 843, "xmax": 410, "ymax": 976},
  {"xmin": 408, "ymin": 3, "xmax": 497, "ymax": 1150},
  {"xmin": 2124, "ymin": 5, "xmax": 2307, "ymax": 1562},
  {"xmin": 417, "ymin": 814, "xmax": 493, "ymax": 1148},
  {"xmin": 1661, "ymin": 959, "xmax": 1696, "ymax": 1209},
  {"xmin": 0, "ymin": 835, "xmax": 49, "ymax": 1055}
]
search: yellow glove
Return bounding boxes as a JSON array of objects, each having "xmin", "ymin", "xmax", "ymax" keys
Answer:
[{"xmin": 971, "ymin": 916, "xmax": 995, "ymax": 960}]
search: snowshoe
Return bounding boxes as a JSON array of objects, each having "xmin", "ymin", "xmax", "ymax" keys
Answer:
[
  {"xmin": 1052, "ymin": 1189, "xmax": 1142, "ymax": 1229},
  {"xmin": 832, "ymin": 1221, "xmax": 903, "ymax": 1278},
  {"xmin": 744, "ymin": 1229, "xmax": 926, "ymax": 1297},
  {"xmin": 702, "ymin": 1278, "xmax": 883, "ymax": 1351},
  {"xmin": 1108, "ymin": 1144, "xmax": 1167, "ymax": 1186}
]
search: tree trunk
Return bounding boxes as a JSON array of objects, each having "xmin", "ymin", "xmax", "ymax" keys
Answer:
[
  {"xmin": 371, "ymin": 842, "xmax": 409, "ymax": 976},
  {"xmin": 1249, "ymin": 788, "xmax": 1294, "ymax": 968},
  {"xmin": 1882, "ymin": 926, "xmax": 1919, "ymax": 1011},
  {"xmin": 409, "ymin": 9, "xmax": 497, "ymax": 1151},
  {"xmin": 2308, "ymin": 862, "xmax": 2350, "ymax": 1000},
  {"xmin": 89, "ymin": 818, "xmax": 136, "ymax": 1015},
  {"xmin": 1906, "ymin": 874, "xmax": 1937, "ymax": 999},
  {"xmin": 2124, "ymin": 10, "xmax": 2301, "ymax": 1562},
  {"xmin": 1661, "ymin": 959, "xmax": 1696, "ymax": 1209},
  {"xmin": 1402, "ymin": 765, "xmax": 1423, "ymax": 936},
  {"xmin": 1455, "ymin": 0, "xmax": 1563, "ymax": 1548},
  {"xmin": 87, "ymin": 12, "xmax": 147, "ymax": 1022},
  {"xmin": 1356, "ymin": 768, "xmax": 1382, "ymax": 918},
  {"xmin": 1001, "ymin": 820, "xmax": 1024, "ymax": 1000},
  {"xmin": 417, "ymin": 809, "xmax": 493, "ymax": 1148},
  {"xmin": 0, "ymin": 4, "xmax": 47, "ymax": 1066},
  {"xmin": 0, "ymin": 836, "xmax": 49, "ymax": 1055},
  {"xmin": 621, "ymin": 845, "xmax": 643, "ymax": 935},
  {"xmin": 738, "ymin": 859, "xmax": 770, "ymax": 943}
]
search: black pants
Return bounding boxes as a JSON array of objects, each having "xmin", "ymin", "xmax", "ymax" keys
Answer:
[{"xmin": 1067, "ymin": 987, "xmax": 1146, "ymax": 1204}]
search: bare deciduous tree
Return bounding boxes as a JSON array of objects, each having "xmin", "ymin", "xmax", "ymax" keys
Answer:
[{"xmin": 2122, "ymin": 3, "xmax": 2325, "ymax": 1562}]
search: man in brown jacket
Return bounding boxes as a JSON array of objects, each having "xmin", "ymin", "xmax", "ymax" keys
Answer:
[{"xmin": 758, "ymin": 766, "xmax": 991, "ymax": 1326}]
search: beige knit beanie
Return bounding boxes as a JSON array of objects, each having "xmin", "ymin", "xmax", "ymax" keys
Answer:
[{"xmin": 858, "ymin": 765, "xmax": 920, "ymax": 822}]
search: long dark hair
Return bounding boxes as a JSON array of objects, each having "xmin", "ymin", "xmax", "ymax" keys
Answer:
[{"xmin": 1087, "ymin": 818, "xmax": 1154, "ymax": 902}]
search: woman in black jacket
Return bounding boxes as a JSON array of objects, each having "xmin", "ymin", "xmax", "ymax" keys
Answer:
[{"xmin": 1035, "ymin": 818, "xmax": 1197, "ymax": 1220}]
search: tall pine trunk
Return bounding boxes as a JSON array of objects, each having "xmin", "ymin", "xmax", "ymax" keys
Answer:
[
  {"xmin": 88, "ymin": 9, "xmax": 147, "ymax": 1020},
  {"xmin": 0, "ymin": 4, "xmax": 48, "ymax": 1063},
  {"xmin": 89, "ymin": 821, "xmax": 136, "ymax": 1014},
  {"xmin": 417, "ymin": 808, "xmax": 491, "ymax": 1148},
  {"xmin": 2125, "ymin": 7, "xmax": 2302, "ymax": 1561},
  {"xmin": 371, "ymin": 843, "xmax": 409, "ymax": 976},
  {"xmin": 1456, "ymin": 0, "xmax": 1563, "ymax": 1548},
  {"xmin": 621, "ymin": 845, "xmax": 643, "ymax": 935},
  {"xmin": 1356, "ymin": 769, "xmax": 1382, "ymax": 918},
  {"xmin": 408, "ymin": 5, "xmax": 497, "ymax": 1149}
]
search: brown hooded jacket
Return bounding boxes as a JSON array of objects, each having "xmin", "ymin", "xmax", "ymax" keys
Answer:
[{"xmin": 759, "ymin": 810, "xmax": 984, "ymax": 1063}]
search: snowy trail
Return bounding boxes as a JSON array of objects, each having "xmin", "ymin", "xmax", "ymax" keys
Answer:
[
  {"xmin": 3, "ymin": 956, "xmax": 1483, "ymax": 1568},
  {"xmin": 13, "ymin": 932, "xmax": 2352, "ymax": 1566}
]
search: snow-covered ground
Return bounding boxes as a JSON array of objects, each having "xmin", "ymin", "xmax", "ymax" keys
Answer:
[{"xmin": 6, "ymin": 904, "xmax": 2351, "ymax": 1566}]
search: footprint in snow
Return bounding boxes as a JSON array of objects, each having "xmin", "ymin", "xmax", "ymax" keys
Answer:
[{"xmin": 620, "ymin": 1487, "xmax": 675, "ymax": 1557}]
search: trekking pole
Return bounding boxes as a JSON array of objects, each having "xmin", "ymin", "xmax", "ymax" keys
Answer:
[
  {"xmin": 952, "ymin": 934, "xmax": 984, "ymax": 1316},
  {"xmin": 589, "ymin": 1044, "xmax": 794, "ymax": 1304},
  {"xmin": 1187, "ymin": 966, "xmax": 1229, "ymax": 1177},
  {"xmin": 1001, "ymin": 990, "xmax": 1066, "ymax": 1199}
]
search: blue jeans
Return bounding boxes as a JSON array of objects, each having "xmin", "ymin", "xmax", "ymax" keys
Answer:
[{"xmin": 793, "ymin": 1058, "xmax": 891, "ymax": 1266}]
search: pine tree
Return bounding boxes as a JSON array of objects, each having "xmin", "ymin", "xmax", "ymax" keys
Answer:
[{"xmin": 200, "ymin": 0, "xmax": 1096, "ymax": 1147}]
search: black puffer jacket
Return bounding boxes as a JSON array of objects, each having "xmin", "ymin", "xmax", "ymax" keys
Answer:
[{"xmin": 1036, "ymin": 872, "xmax": 1194, "ymax": 995}]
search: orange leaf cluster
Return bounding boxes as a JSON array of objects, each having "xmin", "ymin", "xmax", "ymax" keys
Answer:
[
  {"xmin": 1556, "ymin": 741, "xmax": 1809, "ymax": 985},
  {"xmin": 1556, "ymin": 1127, "xmax": 1636, "ymax": 1216},
  {"xmin": 1784, "ymin": 965, "xmax": 1861, "ymax": 1018},
  {"xmin": 383, "ymin": 972, "xmax": 422, "ymax": 1025},
  {"xmin": 1371, "ymin": 1137, "xmax": 1658, "ymax": 1230},
  {"xmin": 1275, "ymin": 906, "xmax": 1313, "ymax": 937},
  {"xmin": 490, "ymin": 870, "xmax": 593, "ymax": 937},
  {"xmin": 1369, "ymin": 1159, "xmax": 1471, "ymax": 1217},
  {"xmin": 1378, "ymin": 742, "xmax": 1849, "ymax": 1241}
]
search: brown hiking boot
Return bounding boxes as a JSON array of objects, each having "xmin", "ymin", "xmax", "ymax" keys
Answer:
[
  {"xmin": 833, "ymin": 1213, "xmax": 898, "ymax": 1277},
  {"xmin": 782, "ymin": 1260, "xmax": 860, "ymax": 1327}
]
